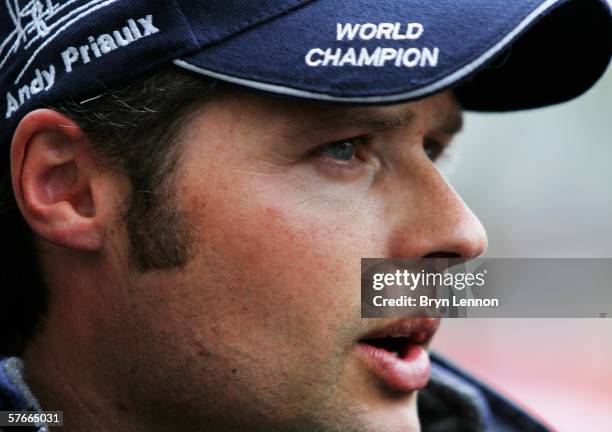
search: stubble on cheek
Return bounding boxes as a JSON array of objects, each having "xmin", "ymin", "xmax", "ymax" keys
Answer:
[{"xmin": 175, "ymin": 173, "xmax": 361, "ymax": 416}]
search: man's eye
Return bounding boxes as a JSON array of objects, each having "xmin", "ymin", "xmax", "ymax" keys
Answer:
[
  {"xmin": 318, "ymin": 140, "xmax": 357, "ymax": 162},
  {"xmin": 423, "ymin": 138, "xmax": 444, "ymax": 162}
]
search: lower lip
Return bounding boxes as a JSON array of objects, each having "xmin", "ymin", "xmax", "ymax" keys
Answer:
[{"xmin": 356, "ymin": 343, "xmax": 431, "ymax": 392}]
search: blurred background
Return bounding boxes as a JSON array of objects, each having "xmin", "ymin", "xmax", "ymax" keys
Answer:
[{"xmin": 432, "ymin": 68, "xmax": 612, "ymax": 430}]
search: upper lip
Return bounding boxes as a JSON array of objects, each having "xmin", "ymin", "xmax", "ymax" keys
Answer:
[{"xmin": 358, "ymin": 318, "xmax": 441, "ymax": 345}]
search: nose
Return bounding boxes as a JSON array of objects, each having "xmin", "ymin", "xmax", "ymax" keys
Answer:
[{"xmin": 386, "ymin": 165, "xmax": 488, "ymax": 259}]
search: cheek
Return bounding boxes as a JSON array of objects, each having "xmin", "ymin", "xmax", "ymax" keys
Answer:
[
  {"xmin": 246, "ymin": 206, "xmax": 333, "ymax": 274},
  {"xmin": 206, "ymin": 201, "xmax": 348, "ymax": 319},
  {"xmin": 158, "ymin": 183, "xmax": 365, "ymax": 411},
  {"xmin": 188, "ymin": 177, "xmax": 372, "ymax": 347},
  {"xmin": 187, "ymin": 159, "xmax": 393, "ymax": 318}
]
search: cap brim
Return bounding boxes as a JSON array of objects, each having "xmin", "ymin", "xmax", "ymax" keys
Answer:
[{"xmin": 174, "ymin": 0, "xmax": 611, "ymax": 110}]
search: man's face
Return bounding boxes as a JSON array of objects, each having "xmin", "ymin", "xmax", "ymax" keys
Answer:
[{"xmin": 97, "ymin": 89, "xmax": 487, "ymax": 432}]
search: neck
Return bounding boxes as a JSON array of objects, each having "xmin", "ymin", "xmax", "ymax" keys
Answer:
[
  {"xmin": 19, "ymin": 251, "xmax": 160, "ymax": 432},
  {"xmin": 21, "ymin": 294, "xmax": 146, "ymax": 432}
]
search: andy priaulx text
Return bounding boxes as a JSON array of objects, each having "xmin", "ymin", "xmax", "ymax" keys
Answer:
[
  {"xmin": 5, "ymin": 14, "xmax": 160, "ymax": 120},
  {"xmin": 369, "ymin": 269, "xmax": 500, "ymax": 309}
]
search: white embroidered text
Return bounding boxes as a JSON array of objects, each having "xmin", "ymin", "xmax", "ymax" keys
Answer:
[{"xmin": 305, "ymin": 22, "xmax": 440, "ymax": 68}]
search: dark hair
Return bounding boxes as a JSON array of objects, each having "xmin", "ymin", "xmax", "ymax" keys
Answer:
[{"xmin": 0, "ymin": 66, "xmax": 220, "ymax": 356}]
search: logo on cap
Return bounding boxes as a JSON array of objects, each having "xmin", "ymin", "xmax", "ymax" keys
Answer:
[
  {"xmin": 2, "ymin": 0, "xmax": 161, "ymax": 120},
  {"xmin": 305, "ymin": 22, "xmax": 440, "ymax": 68}
]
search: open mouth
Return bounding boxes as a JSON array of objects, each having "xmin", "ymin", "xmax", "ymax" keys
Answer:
[
  {"xmin": 355, "ymin": 318, "xmax": 440, "ymax": 392},
  {"xmin": 359, "ymin": 335, "xmax": 421, "ymax": 358}
]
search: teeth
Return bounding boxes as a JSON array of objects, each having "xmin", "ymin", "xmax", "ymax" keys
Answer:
[
  {"xmin": 390, "ymin": 333, "xmax": 420, "ymax": 339},
  {"xmin": 388, "ymin": 334, "xmax": 413, "ymax": 340}
]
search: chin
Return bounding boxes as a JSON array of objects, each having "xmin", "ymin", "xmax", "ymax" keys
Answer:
[
  {"xmin": 309, "ymin": 387, "xmax": 421, "ymax": 432},
  {"xmin": 339, "ymin": 403, "xmax": 421, "ymax": 432}
]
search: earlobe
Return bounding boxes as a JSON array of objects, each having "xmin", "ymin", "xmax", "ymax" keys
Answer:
[{"xmin": 11, "ymin": 109, "xmax": 104, "ymax": 252}]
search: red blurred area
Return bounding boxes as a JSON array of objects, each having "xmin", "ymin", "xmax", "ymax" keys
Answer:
[{"xmin": 433, "ymin": 319, "xmax": 612, "ymax": 431}]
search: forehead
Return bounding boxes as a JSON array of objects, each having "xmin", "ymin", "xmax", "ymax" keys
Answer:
[{"xmin": 215, "ymin": 88, "xmax": 463, "ymax": 134}]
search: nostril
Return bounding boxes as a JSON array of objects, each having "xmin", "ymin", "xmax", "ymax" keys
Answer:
[{"xmin": 423, "ymin": 252, "xmax": 461, "ymax": 259}]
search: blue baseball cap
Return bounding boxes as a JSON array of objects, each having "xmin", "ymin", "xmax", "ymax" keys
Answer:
[{"xmin": 1, "ymin": 0, "xmax": 611, "ymax": 152}]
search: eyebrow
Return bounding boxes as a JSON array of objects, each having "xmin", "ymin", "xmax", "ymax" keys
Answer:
[
  {"xmin": 330, "ymin": 110, "xmax": 418, "ymax": 131},
  {"xmin": 301, "ymin": 109, "xmax": 417, "ymax": 134},
  {"xmin": 289, "ymin": 106, "xmax": 463, "ymax": 139}
]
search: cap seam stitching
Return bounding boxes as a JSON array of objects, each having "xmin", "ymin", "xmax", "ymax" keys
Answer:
[{"xmin": 200, "ymin": 0, "xmax": 316, "ymax": 49}]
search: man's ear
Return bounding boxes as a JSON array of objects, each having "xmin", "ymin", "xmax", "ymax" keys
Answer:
[{"xmin": 11, "ymin": 109, "xmax": 110, "ymax": 252}]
